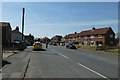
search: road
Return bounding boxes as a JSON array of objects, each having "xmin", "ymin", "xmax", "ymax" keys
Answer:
[{"xmin": 2, "ymin": 44, "xmax": 118, "ymax": 79}]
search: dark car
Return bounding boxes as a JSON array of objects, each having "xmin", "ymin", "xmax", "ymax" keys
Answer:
[
  {"xmin": 52, "ymin": 43, "xmax": 57, "ymax": 46},
  {"xmin": 65, "ymin": 43, "xmax": 76, "ymax": 49}
]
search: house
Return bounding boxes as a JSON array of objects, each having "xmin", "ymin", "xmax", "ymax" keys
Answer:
[
  {"xmin": 51, "ymin": 35, "xmax": 62, "ymax": 43},
  {"xmin": 67, "ymin": 32, "xmax": 79, "ymax": 43},
  {"xmin": 79, "ymin": 27, "xmax": 115, "ymax": 47},
  {"xmin": 24, "ymin": 34, "xmax": 34, "ymax": 42},
  {"xmin": 0, "ymin": 22, "xmax": 12, "ymax": 46},
  {"xmin": 24, "ymin": 34, "xmax": 34, "ymax": 45},
  {"xmin": 11, "ymin": 26, "xmax": 23, "ymax": 43},
  {"xmin": 64, "ymin": 27, "xmax": 115, "ymax": 47},
  {"xmin": 41, "ymin": 37, "xmax": 50, "ymax": 43}
]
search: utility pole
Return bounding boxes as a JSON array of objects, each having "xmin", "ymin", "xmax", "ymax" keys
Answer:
[{"xmin": 22, "ymin": 8, "xmax": 25, "ymax": 41}]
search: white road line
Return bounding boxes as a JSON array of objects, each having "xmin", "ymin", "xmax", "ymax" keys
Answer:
[
  {"xmin": 77, "ymin": 63, "xmax": 110, "ymax": 80},
  {"xmin": 58, "ymin": 53, "xmax": 69, "ymax": 59}
]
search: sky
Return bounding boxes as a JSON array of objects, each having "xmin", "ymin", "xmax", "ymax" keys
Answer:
[{"xmin": 1, "ymin": 2, "xmax": 118, "ymax": 38}]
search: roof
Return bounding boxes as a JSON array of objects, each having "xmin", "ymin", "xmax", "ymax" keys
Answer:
[
  {"xmin": 64, "ymin": 27, "xmax": 115, "ymax": 38},
  {"xmin": 51, "ymin": 35, "xmax": 62, "ymax": 40},
  {"xmin": 12, "ymin": 29, "xmax": 22, "ymax": 34},
  {"xmin": 66, "ymin": 32, "xmax": 78, "ymax": 38},
  {"xmin": 0, "ymin": 22, "xmax": 11, "ymax": 29},
  {"xmin": 79, "ymin": 27, "xmax": 114, "ymax": 36}
]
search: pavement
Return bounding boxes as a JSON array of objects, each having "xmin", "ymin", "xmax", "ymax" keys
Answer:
[
  {"xmin": 3, "ymin": 50, "xmax": 18, "ymax": 59},
  {"xmin": 2, "ymin": 47, "xmax": 31, "ymax": 78}
]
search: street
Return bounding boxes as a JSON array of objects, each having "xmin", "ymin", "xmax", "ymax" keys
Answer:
[{"xmin": 2, "ymin": 44, "xmax": 118, "ymax": 79}]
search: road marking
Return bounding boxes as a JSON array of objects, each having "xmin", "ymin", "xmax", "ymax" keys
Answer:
[
  {"xmin": 58, "ymin": 53, "xmax": 69, "ymax": 59},
  {"xmin": 77, "ymin": 63, "xmax": 110, "ymax": 80}
]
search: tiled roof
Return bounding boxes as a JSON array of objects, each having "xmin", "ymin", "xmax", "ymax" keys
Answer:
[
  {"xmin": 65, "ymin": 27, "xmax": 114, "ymax": 38},
  {"xmin": 51, "ymin": 35, "xmax": 62, "ymax": 40},
  {"xmin": 79, "ymin": 27, "xmax": 113, "ymax": 36},
  {"xmin": 67, "ymin": 33, "xmax": 78, "ymax": 37},
  {"xmin": 64, "ymin": 35, "xmax": 69, "ymax": 39}
]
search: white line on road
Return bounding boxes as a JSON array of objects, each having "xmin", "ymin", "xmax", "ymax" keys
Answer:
[
  {"xmin": 77, "ymin": 63, "xmax": 110, "ymax": 80},
  {"xmin": 58, "ymin": 53, "xmax": 69, "ymax": 59}
]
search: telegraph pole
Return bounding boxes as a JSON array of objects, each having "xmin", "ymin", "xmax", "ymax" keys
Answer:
[{"xmin": 22, "ymin": 8, "xmax": 25, "ymax": 41}]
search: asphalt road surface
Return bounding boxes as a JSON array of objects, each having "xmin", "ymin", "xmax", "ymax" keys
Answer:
[{"xmin": 2, "ymin": 44, "xmax": 118, "ymax": 79}]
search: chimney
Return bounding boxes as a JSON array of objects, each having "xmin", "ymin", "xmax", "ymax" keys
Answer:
[
  {"xmin": 75, "ymin": 32, "xmax": 77, "ymax": 34},
  {"xmin": 15, "ymin": 26, "xmax": 19, "ymax": 31},
  {"xmin": 92, "ymin": 27, "xmax": 95, "ymax": 31}
]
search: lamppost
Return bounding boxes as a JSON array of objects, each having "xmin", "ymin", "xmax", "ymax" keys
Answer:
[{"xmin": 22, "ymin": 8, "xmax": 25, "ymax": 41}]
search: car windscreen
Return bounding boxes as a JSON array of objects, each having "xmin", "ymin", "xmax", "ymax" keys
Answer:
[
  {"xmin": 69, "ymin": 43, "xmax": 74, "ymax": 46},
  {"xmin": 34, "ymin": 43, "xmax": 41, "ymax": 45}
]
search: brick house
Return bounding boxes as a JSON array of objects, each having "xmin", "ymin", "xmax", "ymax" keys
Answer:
[
  {"xmin": 64, "ymin": 27, "xmax": 115, "ymax": 47},
  {"xmin": 41, "ymin": 37, "xmax": 50, "ymax": 43},
  {"xmin": 51, "ymin": 35, "xmax": 62, "ymax": 43},
  {"xmin": 78, "ymin": 27, "xmax": 115, "ymax": 47},
  {"xmin": 0, "ymin": 22, "xmax": 12, "ymax": 46}
]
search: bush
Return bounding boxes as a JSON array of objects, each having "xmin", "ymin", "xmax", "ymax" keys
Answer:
[{"xmin": 18, "ymin": 43, "xmax": 26, "ymax": 51}]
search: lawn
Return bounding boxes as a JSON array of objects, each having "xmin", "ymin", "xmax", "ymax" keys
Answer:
[{"xmin": 107, "ymin": 49, "xmax": 120, "ymax": 53}]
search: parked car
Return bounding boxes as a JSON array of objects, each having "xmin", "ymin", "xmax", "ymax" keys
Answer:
[
  {"xmin": 65, "ymin": 43, "xmax": 77, "ymax": 49},
  {"xmin": 73, "ymin": 42, "xmax": 80, "ymax": 48},
  {"xmin": 52, "ymin": 43, "xmax": 57, "ymax": 46},
  {"xmin": 32, "ymin": 42, "xmax": 42, "ymax": 50}
]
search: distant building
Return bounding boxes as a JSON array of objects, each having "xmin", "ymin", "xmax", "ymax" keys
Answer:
[
  {"xmin": 64, "ymin": 27, "xmax": 115, "ymax": 47},
  {"xmin": 0, "ymin": 22, "xmax": 12, "ymax": 46},
  {"xmin": 25, "ymin": 34, "xmax": 34, "ymax": 42},
  {"xmin": 11, "ymin": 26, "xmax": 23, "ymax": 43},
  {"xmin": 41, "ymin": 37, "xmax": 50, "ymax": 43},
  {"xmin": 24, "ymin": 34, "xmax": 34, "ymax": 45},
  {"xmin": 51, "ymin": 35, "xmax": 62, "ymax": 43}
]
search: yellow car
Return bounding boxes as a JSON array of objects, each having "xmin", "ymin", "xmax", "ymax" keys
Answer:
[{"xmin": 32, "ymin": 42, "xmax": 42, "ymax": 50}]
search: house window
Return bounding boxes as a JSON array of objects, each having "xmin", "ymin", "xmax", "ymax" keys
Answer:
[
  {"xmin": 110, "ymin": 34, "xmax": 113, "ymax": 38},
  {"xmin": 98, "ymin": 35, "xmax": 102, "ymax": 38},
  {"xmin": 84, "ymin": 36, "xmax": 87, "ymax": 39},
  {"xmin": 84, "ymin": 41, "xmax": 87, "ymax": 46},
  {"xmin": 91, "ymin": 41, "xmax": 95, "ymax": 46},
  {"xmin": 82, "ymin": 42, "xmax": 84, "ymax": 45},
  {"xmin": 90, "ymin": 35, "xmax": 94, "ymax": 38}
]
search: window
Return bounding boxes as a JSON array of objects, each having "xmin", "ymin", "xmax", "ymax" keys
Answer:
[
  {"xmin": 76, "ymin": 36, "xmax": 79, "ymax": 39},
  {"xmin": 98, "ymin": 35, "xmax": 102, "ymax": 38},
  {"xmin": 90, "ymin": 35, "xmax": 94, "ymax": 38},
  {"xmin": 110, "ymin": 34, "xmax": 113, "ymax": 38},
  {"xmin": 91, "ymin": 41, "xmax": 95, "ymax": 46},
  {"xmin": 84, "ymin": 41, "xmax": 87, "ymax": 46},
  {"xmin": 84, "ymin": 36, "xmax": 87, "ymax": 39}
]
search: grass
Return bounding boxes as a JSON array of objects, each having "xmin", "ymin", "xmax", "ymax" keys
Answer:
[
  {"xmin": 80, "ymin": 46, "xmax": 97, "ymax": 51},
  {"xmin": 107, "ymin": 49, "xmax": 119, "ymax": 53}
]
